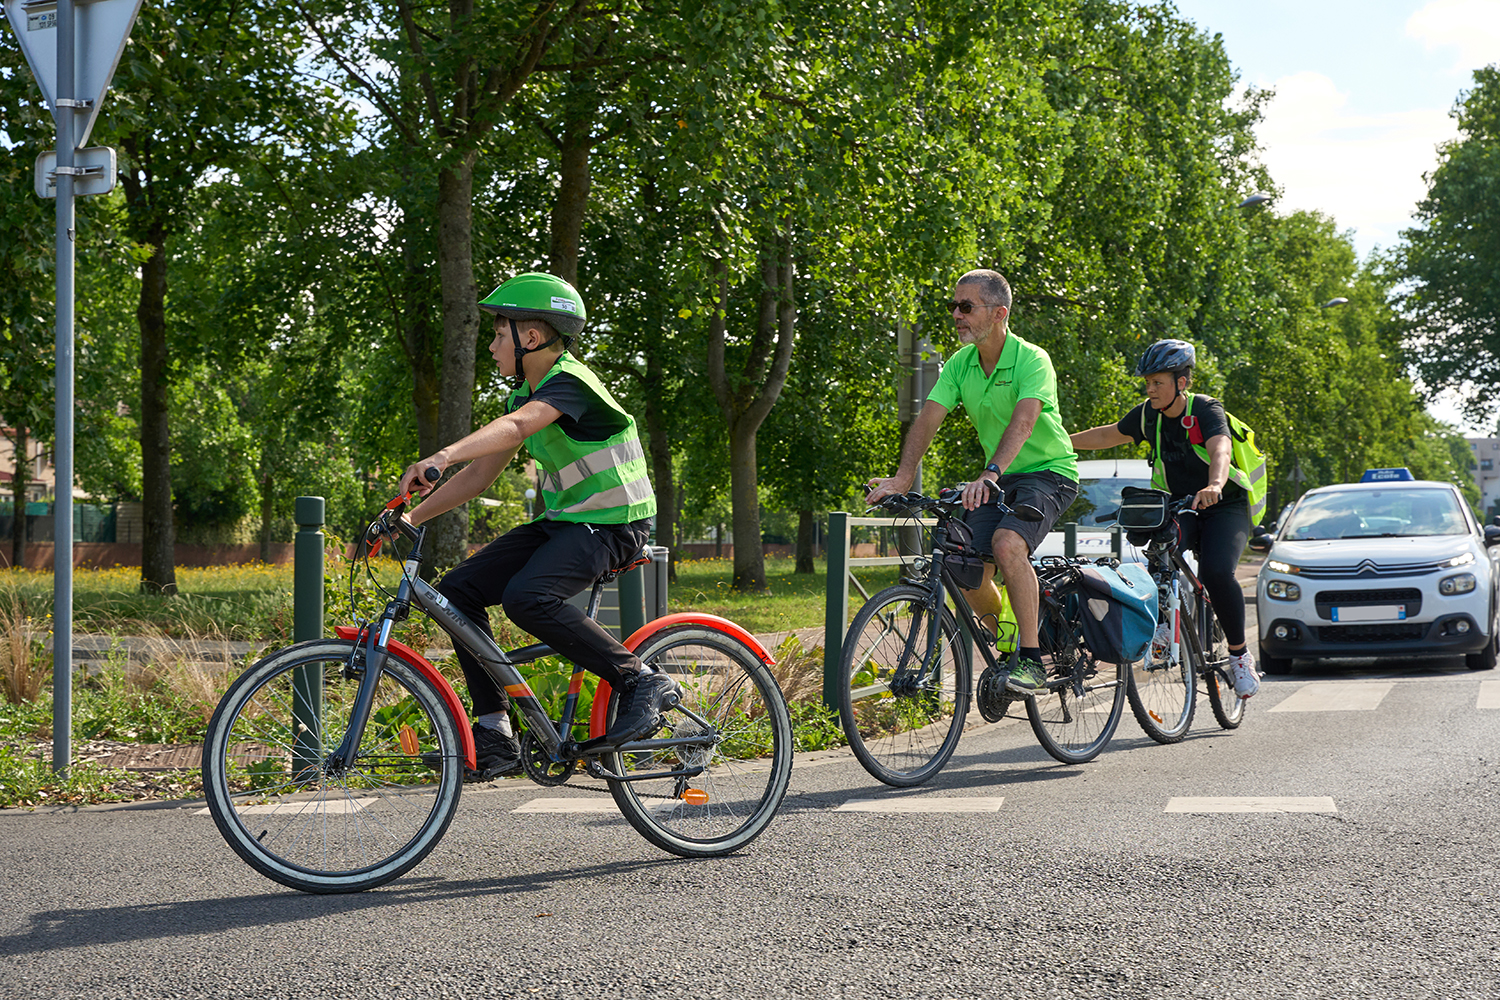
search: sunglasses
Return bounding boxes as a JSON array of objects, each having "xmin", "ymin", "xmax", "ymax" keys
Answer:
[{"xmin": 945, "ymin": 299, "xmax": 997, "ymax": 314}]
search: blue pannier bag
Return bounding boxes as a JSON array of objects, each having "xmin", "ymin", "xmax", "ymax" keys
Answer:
[{"xmin": 1074, "ymin": 562, "xmax": 1157, "ymax": 664}]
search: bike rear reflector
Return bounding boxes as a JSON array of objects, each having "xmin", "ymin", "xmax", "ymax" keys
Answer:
[
  {"xmin": 680, "ymin": 788, "xmax": 710, "ymax": 805},
  {"xmin": 398, "ymin": 726, "xmax": 419, "ymax": 755}
]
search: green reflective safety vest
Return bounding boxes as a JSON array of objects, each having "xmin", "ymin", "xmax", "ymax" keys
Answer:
[
  {"xmin": 508, "ymin": 354, "xmax": 656, "ymax": 524},
  {"xmin": 1146, "ymin": 394, "xmax": 1268, "ymax": 522}
]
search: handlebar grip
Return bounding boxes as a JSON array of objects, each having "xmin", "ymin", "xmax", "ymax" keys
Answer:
[{"xmin": 424, "ymin": 466, "xmax": 441, "ymax": 483}]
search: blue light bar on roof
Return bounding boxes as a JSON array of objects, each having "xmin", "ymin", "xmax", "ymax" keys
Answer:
[{"xmin": 1360, "ymin": 467, "xmax": 1415, "ymax": 482}]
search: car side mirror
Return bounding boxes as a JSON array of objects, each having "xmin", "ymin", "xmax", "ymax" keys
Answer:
[
  {"xmin": 1248, "ymin": 528, "xmax": 1274, "ymax": 553},
  {"xmin": 1485, "ymin": 525, "xmax": 1500, "ymax": 547}
]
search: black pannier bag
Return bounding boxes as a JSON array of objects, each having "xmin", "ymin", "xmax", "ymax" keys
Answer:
[{"xmin": 942, "ymin": 516, "xmax": 986, "ymax": 590}]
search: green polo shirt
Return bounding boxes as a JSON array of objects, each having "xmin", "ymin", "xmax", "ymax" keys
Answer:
[{"xmin": 927, "ymin": 333, "xmax": 1078, "ymax": 481}]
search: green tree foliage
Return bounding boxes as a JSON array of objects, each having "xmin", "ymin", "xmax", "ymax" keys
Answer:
[{"xmin": 1399, "ymin": 65, "xmax": 1500, "ymax": 423}]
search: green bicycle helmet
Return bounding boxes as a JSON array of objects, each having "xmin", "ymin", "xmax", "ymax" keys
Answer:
[{"xmin": 478, "ymin": 272, "xmax": 587, "ymax": 336}]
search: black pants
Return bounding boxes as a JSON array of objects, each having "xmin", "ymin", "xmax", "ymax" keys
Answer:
[
  {"xmin": 1177, "ymin": 500, "xmax": 1250, "ymax": 647},
  {"xmin": 436, "ymin": 517, "xmax": 652, "ymax": 717}
]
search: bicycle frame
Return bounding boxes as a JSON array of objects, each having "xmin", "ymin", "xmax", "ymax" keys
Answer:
[
  {"xmin": 1144, "ymin": 522, "xmax": 1224, "ymax": 677},
  {"xmin": 338, "ymin": 515, "xmax": 773, "ymax": 783}
]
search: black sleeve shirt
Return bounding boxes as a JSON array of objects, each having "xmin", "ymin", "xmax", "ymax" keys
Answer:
[{"xmin": 1118, "ymin": 394, "xmax": 1245, "ymax": 502}]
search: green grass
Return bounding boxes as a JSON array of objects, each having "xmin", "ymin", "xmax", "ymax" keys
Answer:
[{"xmin": 669, "ymin": 556, "xmax": 903, "ymax": 634}]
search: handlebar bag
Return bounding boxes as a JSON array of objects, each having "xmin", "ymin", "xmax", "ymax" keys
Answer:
[
  {"xmin": 1074, "ymin": 562, "xmax": 1158, "ymax": 664},
  {"xmin": 1117, "ymin": 485, "xmax": 1171, "ymax": 531},
  {"xmin": 942, "ymin": 517, "xmax": 986, "ymax": 590}
]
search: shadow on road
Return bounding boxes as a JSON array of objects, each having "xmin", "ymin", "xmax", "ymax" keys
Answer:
[{"xmin": 0, "ymin": 856, "xmax": 684, "ymax": 956}]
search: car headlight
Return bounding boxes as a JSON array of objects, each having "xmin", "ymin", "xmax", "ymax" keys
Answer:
[
  {"xmin": 1266, "ymin": 580, "xmax": 1301, "ymax": 601},
  {"xmin": 1440, "ymin": 573, "xmax": 1476, "ymax": 595},
  {"xmin": 1446, "ymin": 552, "xmax": 1476, "ymax": 568},
  {"xmin": 1266, "ymin": 559, "xmax": 1302, "ymax": 575}
]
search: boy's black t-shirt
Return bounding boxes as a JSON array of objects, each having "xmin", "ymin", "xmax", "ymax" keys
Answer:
[
  {"xmin": 1118, "ymin": 394, "xmax": 1246, "ymax": 503},
  {"xmin": 509, "ymin": 368, "xmax": 630, "ymax": 443}
]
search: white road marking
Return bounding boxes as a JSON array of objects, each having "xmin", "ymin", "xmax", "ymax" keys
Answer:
[
  {"xmin": 835, "ymin": 796, "xmax": 1005, "ymax": 813},
  {"xmin": 513, "ymin": 798, "xmax": 623, "ymax": 814},
  {"xmin": 1267, "ymin": 682, "xmax": 1394, "ymax": 712},
  {"xmin": 1479, "ymin": 682, "xmax": 1500, "ymax": 710},
  {"xmin": 1165, "ymin": 796, "xmax": 1337, "ymax": 814},
  {"xmin": 196, "ymin": 797, "xmax": 378, "ymax": 816}
]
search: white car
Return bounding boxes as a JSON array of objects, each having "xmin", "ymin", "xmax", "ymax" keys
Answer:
[
  {"xmin": 1033, "ymin": 459, "xmax": 1152, "ymax": 563},
  {"xmin": 1251, "ymin": 472, "xmax": 1500, "ymax": 674}
]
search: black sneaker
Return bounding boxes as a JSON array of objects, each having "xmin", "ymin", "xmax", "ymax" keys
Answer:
[
  {"xmin": 605, "ymin": 670, "xmax": 681, "ymax": 745},
  {"xmin": 468, "ymin": 723, "xmax": 522, "ymax": 781}
]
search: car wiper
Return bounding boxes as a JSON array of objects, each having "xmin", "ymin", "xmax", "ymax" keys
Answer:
[{"xmin": 1340, "ymin": 532, "xmax": 1402, "ymax": 538}]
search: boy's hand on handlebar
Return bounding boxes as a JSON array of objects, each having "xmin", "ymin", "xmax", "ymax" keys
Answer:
[{"xmin": 398, "ymin": 459, "xmax": 446, "ymax": 497}]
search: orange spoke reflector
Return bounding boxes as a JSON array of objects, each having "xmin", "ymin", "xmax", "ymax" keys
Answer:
[
  {"xmin": 1149, "ymin": 711, "xmax": 1163, "ymax": 723},
  {"xmin": 680, "ymin": 788, "xmax": 710, "ymax": 805},
  {"xmin": 398, "ymin": 725, "xmax": 419, "ymax": 756}
]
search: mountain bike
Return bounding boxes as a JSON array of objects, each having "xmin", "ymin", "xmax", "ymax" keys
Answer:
[
  {"xmin": 201, "ymin": 480, "xmax": 793, "ymax": 893},
  {"xmin": 1108, "ymin": 489, "xmax": 1244, "ymax": 743},
  {"xmin": 836, "ymin": 485, "xmax": 1129, "ymax": 787}
]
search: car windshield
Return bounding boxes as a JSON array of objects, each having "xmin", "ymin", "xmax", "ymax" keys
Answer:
[
  {"xmin": 1281, "ymin": 488, "xmax": 1468, "ymax": 540},
  {"xmin": 1058, "ymin": 474, "xmax": 1151, "ymax": 527}
]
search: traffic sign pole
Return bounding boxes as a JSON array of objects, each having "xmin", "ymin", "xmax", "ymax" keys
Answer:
[{"xmin": 52, "ymin": 0, "xmax": 75, "ymax": 776}]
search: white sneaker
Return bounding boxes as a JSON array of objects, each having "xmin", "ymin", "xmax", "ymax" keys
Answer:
[
  {"xmin": 1230, "ymin": 651, "xmax": 1260, "ymax": 699},
  {"xmin": 1150, "ymin": 623, "xmax": 1173, "ymax": 662}
]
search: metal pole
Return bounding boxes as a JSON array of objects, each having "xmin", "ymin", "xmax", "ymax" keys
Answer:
[
  {"xmin": 292, "ymin": 496, "xmax": 325, "ymax": 777},
  {"xmin": 822, "ymin": 511, "xmax": 850, "ymax": 712},
  {"xmin": 51, "ymin": 0, "xmax": 76, "ymax": 776}
]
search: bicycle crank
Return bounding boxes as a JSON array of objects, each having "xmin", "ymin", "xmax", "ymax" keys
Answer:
[{"xmin": 519, "ymin": 731, "xmax": 574, "ymax": 786}]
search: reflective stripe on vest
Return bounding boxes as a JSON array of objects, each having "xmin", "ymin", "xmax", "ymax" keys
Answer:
[
  {"xmin": 1147, "ymin": 395, "xmax": 1259, "ymax": 503},
  {"xmin": 509, "ymin": 353, "xmax": 656, "ymax": 525}
]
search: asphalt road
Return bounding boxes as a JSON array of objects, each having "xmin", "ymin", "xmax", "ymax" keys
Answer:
[{"xmin": 3, "ymin": 636, "xmax": 1499, "ymax": 1000}]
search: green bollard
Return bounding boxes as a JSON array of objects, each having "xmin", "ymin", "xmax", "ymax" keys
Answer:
[
  {"xmin": 618, "ymin": 563, "xmax": 646, "ymax": 641},
  {"xmin": 292, "ymin": 496, "xmax": 325, "ymax": 779},
  {"xmin": 823, "ymin": 512, "xmax": 850, "ymax": 713}
]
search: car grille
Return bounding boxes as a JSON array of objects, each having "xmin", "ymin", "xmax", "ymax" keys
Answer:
[
  {"xmin": 1314, "ymin": 588, "xmax": 1423, "ymax": 619},
  {"xmin": 1316, "ymin": 623, "xmax": 1426, "ymax": 643},
  {"xmin": 1294, "ymin": 557, "xmax": 1453, "ymax": 580}
]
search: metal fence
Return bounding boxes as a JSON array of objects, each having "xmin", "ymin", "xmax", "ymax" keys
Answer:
[{"xmin": 0, "ymin": 502, "xmax": 117, "ymax": 543}]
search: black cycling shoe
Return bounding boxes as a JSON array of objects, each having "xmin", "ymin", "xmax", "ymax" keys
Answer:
[
  {"xmin": 467, "ymin": 723, "xmax": 522, "ymax": 782},
  {"xmin": 604, "ymin": 670, "xmax": 681, "ymax": 745}
]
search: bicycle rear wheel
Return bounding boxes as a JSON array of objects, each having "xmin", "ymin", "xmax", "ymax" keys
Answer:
[
  {"xmin": 603, "ymin": 626, "xmax": 793, "ymax": 858},
  {"xmin": 1127, "ymin": 593, "xmax": 1196, "ymax": 744},
  {"xmin": 837, "ymin": 584, "xmax": 973, "ymax": 787},
  {"xmin": 202, "ymin": 639, "xmax": 464, "ymax": 893},
  {"xmin": 1026, "ymin": 587, "xmax": 1127, "ymax": 764},
  {"xmin": 1198, "ymin": 600, "xmax": 1244, "ymax": 729}
]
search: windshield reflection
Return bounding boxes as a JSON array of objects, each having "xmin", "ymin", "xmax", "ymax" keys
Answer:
[{"xmin": 1282, "ymin": 489, "xmax": 1467, "ymax": 541}]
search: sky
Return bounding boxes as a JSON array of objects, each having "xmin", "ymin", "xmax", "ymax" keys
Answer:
[{"xmin": 1170, "ymin": 0, "xmax": 1500, "ymax": 432}]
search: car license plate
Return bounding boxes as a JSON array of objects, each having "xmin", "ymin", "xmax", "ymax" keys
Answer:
[{"xmin": 1330, "ymin": 605, "xmax": 1406, "ymax": 622}]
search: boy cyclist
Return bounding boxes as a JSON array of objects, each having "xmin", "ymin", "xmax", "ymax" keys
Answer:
[{"xmin": 395, "ymin": 273, "xmax": 675, "ymax": 779}]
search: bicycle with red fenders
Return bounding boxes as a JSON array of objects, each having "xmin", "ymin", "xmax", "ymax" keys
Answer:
[{"xmin": 201, "ymin": 472, "xmax": 793, "ymax": 893}]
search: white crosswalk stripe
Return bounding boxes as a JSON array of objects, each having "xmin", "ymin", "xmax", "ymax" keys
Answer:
[
  {"xmin": 1268, "ymin": 681, "xmax": 1393, "ymax": 712},
  {"xmin": 1164, "ymin": 796, "xmax": 1337, "ymax": 814},
  {"xmin": 1478, "ymin": 681, "xmax": 1500, "ymax": 710}
]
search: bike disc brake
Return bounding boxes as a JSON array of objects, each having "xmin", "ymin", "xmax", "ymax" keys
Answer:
[{"xmin": 519, "ymin": 731, "xmax": 574, "ymax": 786}]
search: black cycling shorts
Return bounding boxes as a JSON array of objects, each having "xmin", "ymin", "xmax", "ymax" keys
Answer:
[{"xmin": 963, "ymin": 469, "xmax": 1078, "ymax": 557}]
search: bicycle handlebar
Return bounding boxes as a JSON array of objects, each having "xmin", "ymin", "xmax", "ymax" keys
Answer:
[
  {"xmin": 866, "ymin": 481, "xmax": 1045, "ymax": 522},
  {"xmin": 361, "ymin": 467, "xmax": 443, "ymax": 559}
]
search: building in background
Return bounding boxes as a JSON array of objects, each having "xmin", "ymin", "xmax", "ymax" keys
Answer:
[
  {"xmin": 0, "ymin": 426, "xmax": 52, "ymax": 503},
  {"xmin": 1467, "ymin": 437, "xmax": 1500, "ymax": 522}
]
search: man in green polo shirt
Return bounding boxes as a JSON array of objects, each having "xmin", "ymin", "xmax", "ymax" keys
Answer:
[{"xmin": 866, "ymin": 268, "xmax": 1079, "ymax": 694}]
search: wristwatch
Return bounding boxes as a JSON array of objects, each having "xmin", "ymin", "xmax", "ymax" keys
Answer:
[{"xmin": 984, "ymin": 463, "xmax": 1002, "ymax": 478}]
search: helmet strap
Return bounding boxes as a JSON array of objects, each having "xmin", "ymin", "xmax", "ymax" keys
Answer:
[{"xmin": 510, "ymin": 318, "xmax": 564, "ymax": 385}]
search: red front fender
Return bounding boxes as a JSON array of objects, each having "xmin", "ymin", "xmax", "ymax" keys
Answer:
[
  {"xmin": 335, "ymin": 626, "xmax": 476, "ymax": 769},
  {"xmin": 588, "ymin": 614, "xmax": 778, "ymax": 738}
]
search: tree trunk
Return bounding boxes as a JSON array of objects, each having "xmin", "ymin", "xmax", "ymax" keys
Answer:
[
  {"xmin": 795, "ymin": 508, "xmax": 815, "ymax": 574},
  {"xmin": 10, "ymin": 425, "xmax": 27, "ymax": 569},
  {"xmin": 398, "ymin": 160, "xmax": 442, "ymax": 459},
  {"xmin": 258, "ymin": 466, "xmax": 274, "ymax": 564},
  {"xmin": 706, "ymin": 225, "xmax": 798, "ymax": 592},
  {"xmin": 138, "ymin": 230, "xmax": 177, "ymax": 595},
  {"xmin": 547, "ymin": 132, "xmax": 592, "ymax": 285},
  {"xmin": 430, "ymin": 153, "xmax": 481, "ymax": 573}
]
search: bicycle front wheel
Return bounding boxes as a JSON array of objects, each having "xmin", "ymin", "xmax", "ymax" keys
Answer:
[
  {"xmin": 202, "ymin": 639, "xmax": 464, "ymax": 893},
  {"xmin": 1127, "ymin": 595, "xmax": 1197, "ymax": 744},
  {"xmin": 1198, "ymin": 600, "xmax": 1244, "ymax": 729},
  {"xmin": 1026, "ymin": 590, "xmax": 1127, "ymax": 764},
  {"xmin": 603, "ymin": 626, "xmax": 793, "ymax": 858},
  {"xmin": 837, "ymin": 584, "xmax": 973, "ymax": 787}
]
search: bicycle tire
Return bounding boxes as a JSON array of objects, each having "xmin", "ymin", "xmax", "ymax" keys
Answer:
[
  {"xmin": 837, "ymin": 583, "xmax": 973, "ymax": 787},
  {"xmin": 1198, "ymin": 599, "xmax": 1244, "ymax": 729},
  {"xmin": 202, "ymin": 639, "xmax": 464, "ymax": 894},
  {"xmin": 1127, "ymin": 587, "xmax": 1197, "ymax": 744},
  {"xmin": 603, "ymin": 626, "xmax": 793, "ymax": 858},
  {"xmin": 1025, "ymin": 582, "xmax": 1127, "ymax": 764}
]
